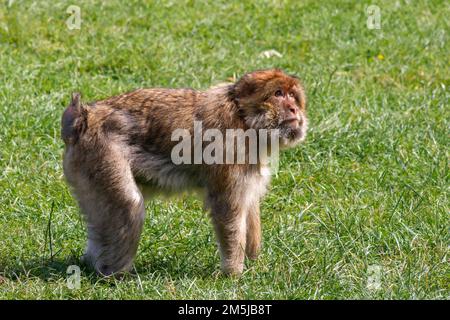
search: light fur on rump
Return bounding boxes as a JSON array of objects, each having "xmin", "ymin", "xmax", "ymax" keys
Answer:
[{"xmin": 61, "ymin": 69, "xmax": 307, "ymax": 276}]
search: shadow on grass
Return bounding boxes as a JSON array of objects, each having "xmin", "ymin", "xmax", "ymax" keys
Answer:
[
  {"xmin": 0, "ymin": 253, "xmax": 217, "ymax": 286},
  {"xmin": 0, "ymin": 256, "xmax": 88, "ymax": 283}
]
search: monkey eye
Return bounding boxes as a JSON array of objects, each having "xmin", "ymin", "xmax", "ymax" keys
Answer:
[
  {"xmin": 288, "ymin": 92, "xmax": 295, "ymax": 98},
  {"xmin": 274, "ymin": 90, "xmax": 283, "ymax": 97}
]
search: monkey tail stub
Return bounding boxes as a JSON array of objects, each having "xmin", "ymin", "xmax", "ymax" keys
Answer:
[{"xmin": 61, "ymin": 92, "xmax": 87, "ymax": 145}]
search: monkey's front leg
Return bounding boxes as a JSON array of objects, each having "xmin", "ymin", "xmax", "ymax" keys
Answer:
[
  {"xmin": 246, "ymin": 203, "xmax": 261, "ymax": 260},
  {"xmin": 209, "ymin": 194, "xmax": 248, "ymax": 275}
]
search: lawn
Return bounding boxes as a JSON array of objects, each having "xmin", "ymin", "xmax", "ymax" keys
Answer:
[{"xmin": 0, "ymin": 0, "xmax": 448, "ymax": 299}]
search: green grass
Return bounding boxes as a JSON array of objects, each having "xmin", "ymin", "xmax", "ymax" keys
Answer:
[{"xmin": 0, "ymin": 0, "xmax": 448, "ymax": 299}]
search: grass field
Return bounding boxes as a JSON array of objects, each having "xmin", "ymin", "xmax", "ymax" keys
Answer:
[{"xmin": 0, "ymin": 0, "xmax": 448, "ymax": 299}]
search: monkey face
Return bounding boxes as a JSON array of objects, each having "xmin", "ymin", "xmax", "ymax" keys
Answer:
[{"xmin": 233, "ymin": 69, "xmax": 308, "ymax": 148}]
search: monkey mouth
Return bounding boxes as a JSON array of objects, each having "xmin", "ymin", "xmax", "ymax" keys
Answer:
[
  {"xmin": 280, "ymin": 118, "xmax": 300, "ymax": 129},
  {"xmin": 280, "ymin": 117, "xmax": 301, "ymax": 131},
  {"xmin": 281, "ymin": 117, "xmax": 299, "ymax": 124}
]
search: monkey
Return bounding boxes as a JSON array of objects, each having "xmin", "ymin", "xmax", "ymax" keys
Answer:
[{"xmin": 61, "ymin": 68, "xmax": 308, "ymax": 276}]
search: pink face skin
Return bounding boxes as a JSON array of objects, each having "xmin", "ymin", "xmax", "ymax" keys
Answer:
[
  {"xmin": 274, "ymin": 88, "xmax": 300, "ymax": 123},
  {"xmin": 270, "ymin": 86, "xmax": 307, "ymax": 147}
]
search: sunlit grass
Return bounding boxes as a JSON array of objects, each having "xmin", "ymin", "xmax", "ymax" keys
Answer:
[{"xmin": 0, "ymin": 0, "xmax": 448, "ymax": 299}]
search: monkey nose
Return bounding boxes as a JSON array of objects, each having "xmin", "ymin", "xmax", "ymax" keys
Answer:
[{"xmin": 288, "ymin": 106, "xmax": 297, "ymax": 115}]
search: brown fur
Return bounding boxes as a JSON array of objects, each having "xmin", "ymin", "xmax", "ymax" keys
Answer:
[{"xmin": 62, "ymin": 69, "xmax": 308, "ymax": 276}]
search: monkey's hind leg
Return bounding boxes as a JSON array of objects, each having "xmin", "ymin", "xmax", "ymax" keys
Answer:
[{"xmin": 65, "ymin": 145, "xmax": 145, "ymax": 277}]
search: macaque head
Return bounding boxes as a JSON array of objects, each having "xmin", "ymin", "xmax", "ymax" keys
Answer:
[{"xmin": 233, "ymin": 68, "xmax": 308, "ymax": 148}]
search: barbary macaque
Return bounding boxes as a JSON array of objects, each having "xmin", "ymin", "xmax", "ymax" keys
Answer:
[{"xmin": 61, "ymin": 68, "xmax": 308, "ymax": 276}]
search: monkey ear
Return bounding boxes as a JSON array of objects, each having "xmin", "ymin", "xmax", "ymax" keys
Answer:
[
  {"xmin": 70, "ymin": 92, "xmax": 82, "ymax": 111},
  {"xmin": 62, "ymin": 92, "xmax": 86, "ymax": 144},
  {"xmin": 233, "ymin": 74, "xmax": 257, "ymax": 101}
]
